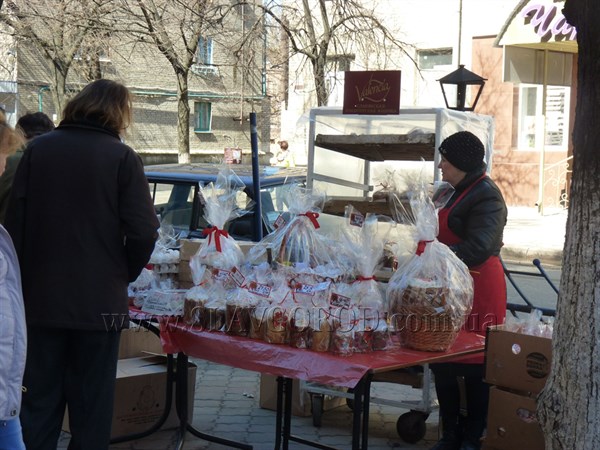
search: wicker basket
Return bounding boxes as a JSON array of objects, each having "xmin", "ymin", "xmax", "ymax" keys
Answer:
[{"xmin": 392, "ymin": 304, "xmax": 460, "ymax": 352}]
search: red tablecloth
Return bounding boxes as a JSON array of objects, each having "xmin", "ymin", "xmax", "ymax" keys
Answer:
[{"xmin": 154, "ymin": 317, "xmax": 485, "ymax": 388}]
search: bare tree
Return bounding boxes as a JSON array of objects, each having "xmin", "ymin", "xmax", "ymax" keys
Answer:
[
  {"xmin": 0, "ymin": 0, "xmax": 114, "ymax": 114},
  {"xmin": 115, "ymin": 0, "xmax": 215, "ymax": 163},
  {"xmin": 260, "ymin": 0, "xmax": 414, "ymax": 106},
  {"xmin": 536, "ymin": 0, "xmax": 600, "ymax": 448},
  {"xmin": 113, "ymin": 0, "xmax": 266, "ymax": 163}
]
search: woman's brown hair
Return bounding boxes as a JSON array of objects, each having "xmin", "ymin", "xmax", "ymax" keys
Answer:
[
  {"xmin": 62, "ymin": 79, "xmax": 132, "ymax": 134},
  {"xmin": 0, "ymin": 122, "xmax": 24, "ymax": 156}
]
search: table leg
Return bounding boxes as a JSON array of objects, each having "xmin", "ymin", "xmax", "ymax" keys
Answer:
[
  {"xmin": 361, "ymin": 374, "xmax": 373, "ymax": 450},
  {"xmin": 351, "ymin": 379, "xmax": 363, "ymax": 450},
  {"xmin": 282, "ymin": 377, "xmax": 293, "ymax": 450},
  {"xmin": 175, "ymin": 352, "xmax": 253, "ymax": 449}
]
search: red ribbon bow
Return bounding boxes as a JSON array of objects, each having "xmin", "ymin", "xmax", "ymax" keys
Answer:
[
  {"xmin": 416, "ymin": 240, "xmax": 433, "ymax": 256},
  {"xmin": 202, "ymin": 226, "xmax": 229, "ymax": 252},
  {"xmin": 300, "ymin": 211, "xmax": 320, "ymax": 229},
  {"xmin": 354, "ymin": 275, "xmax": 377, "ymax": 283}
]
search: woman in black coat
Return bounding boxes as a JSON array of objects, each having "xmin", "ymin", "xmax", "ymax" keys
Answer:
[{"xmin": 6, "ymin": 79, "xmax": 159, "ymax": 450}]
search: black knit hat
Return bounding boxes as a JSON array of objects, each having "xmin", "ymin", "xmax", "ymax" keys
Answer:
[{"xmin": 438, "ymin": 131, "xmax": 485, "ymax": 172}]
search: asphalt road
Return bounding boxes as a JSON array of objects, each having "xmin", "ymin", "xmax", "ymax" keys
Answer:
[{"xmin": 504, "ymin": 261, "xmax": 561, "ymax": 317}]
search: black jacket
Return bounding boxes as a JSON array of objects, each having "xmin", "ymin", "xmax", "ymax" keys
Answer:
[
  {"xmin": 444, "ymin": 168, "xmax": 507, "ymax": 267},
  {"xmin": 5, "ymin": 120, "xmax": 159, "ymax": 330}
]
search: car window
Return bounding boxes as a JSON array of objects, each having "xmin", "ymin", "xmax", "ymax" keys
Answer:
[
  {"xmin": 149, "ymin": 182, "xmax": 197, "ymax": 230},
  {"xmin": 261, "ymin": 183, "xmax": 296, "ymax": 232}
]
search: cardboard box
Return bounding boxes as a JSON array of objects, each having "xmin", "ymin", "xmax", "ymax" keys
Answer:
[
  {"xmin": 484, "ymin": 386, "xmax": 545, "ymax": 450},
  {"xmin": 179, "ymin": 238, "xmax": 203, "ymax": 261},
  {"xmin": 259, "ymin": 374, "xmax": 346, "ymax": 417},
  {"xmin": 118, "ymin": 325, "xmax": 164, "ymax": 359},
  {"xmin": 179, "ymin": 239, "xmax": 256, "ymax": 262},
  {"xmin": 485, "ymin": 325, "xmax": 552, "ymax": 395},
  {"xmin": 63, "ymin": 355, "xmax": 196, "ymax": 438}
]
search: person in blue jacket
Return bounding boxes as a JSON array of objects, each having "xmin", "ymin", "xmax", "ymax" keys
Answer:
[{"xmin": 0, "ymin": 120, "xmax": 27, "ymax": 450}]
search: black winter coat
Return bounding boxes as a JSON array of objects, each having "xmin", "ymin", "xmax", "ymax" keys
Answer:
[
  {"xmin": 443, "ymin": 168, "xmax": 507, "ymax": 267},
  {"xmin": 5, "ymin": 120, "xmax": 159, "ymax": 330}
]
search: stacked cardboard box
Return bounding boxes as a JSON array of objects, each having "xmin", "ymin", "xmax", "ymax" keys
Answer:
[
  {"xmin": 483, "ymin": 325, "xmax": 552, "ymax": 450},
  {"xmin": 259, "ymin": 374, "xmax": 347, "ymax": 417}
]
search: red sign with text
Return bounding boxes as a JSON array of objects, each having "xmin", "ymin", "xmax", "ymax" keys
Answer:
[{"xmin": 343, "ymin": 70, "xmax": 401, "ymax": 115}]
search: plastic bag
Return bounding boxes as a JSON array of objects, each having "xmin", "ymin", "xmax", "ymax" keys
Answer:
[
  {"xmin": 247, "ymin": 184, "xmax": 328, "ymax": 268},
  {"xmin": 386, "ymin": 180, "xmax": 474, "ymax": 352},
  {"xmin": 189, "ymin": 166, "xmax": 248, "ymax": 286},
  {"xmin": 333, "ymin": 208, "xmax": 392, "ymax": 314},
  {"xmin": 504, "ymin": 309, "xmax": 554, "ymax": 338}
]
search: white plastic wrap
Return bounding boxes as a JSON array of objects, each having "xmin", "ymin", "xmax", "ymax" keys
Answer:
[
  {"xmin": 386, "ymin": 180, "xmax": 474, "ymax": 352},
  {"xmin": 189, "ymin": 166, "xmax": 247, "ymax": 286}
]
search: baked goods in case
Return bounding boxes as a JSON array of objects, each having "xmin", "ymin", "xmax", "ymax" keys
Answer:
[
  {"xmin": 201, "ymin": 298, "xmax": 226, "ymax": 331},
  {"xmin": 183, "ymin": 285, "xmax": 210, "ymax": 326},
  {"xmin": 264, "ymin": 306, "xmax": 288, "ymax": 344},
  {"xmin": 310, "ymin": 312, "xmax": 331, "ymax": 352},
  {"xmin": 288, "ymin": 308, "xmax": 310, "ymax": 349}
]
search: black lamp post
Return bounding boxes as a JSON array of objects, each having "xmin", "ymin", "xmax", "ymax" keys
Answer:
[{"xmin": 438, "ymin": 64, "xmax": 486, "ymax": 112}]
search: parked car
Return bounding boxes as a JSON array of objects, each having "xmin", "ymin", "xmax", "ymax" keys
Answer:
[{"xmin": 144, "ymin": 163, "xmax": 307, "ymax": 240}]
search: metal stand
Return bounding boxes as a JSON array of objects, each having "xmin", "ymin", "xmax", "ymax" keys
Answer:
[
  {"xmin": 114, "ymin": 318, "xmax": 252, "ymax": 449},
  {"xmin": 274, "ymin": 374, "xmax": 373, "ymax": 450}
]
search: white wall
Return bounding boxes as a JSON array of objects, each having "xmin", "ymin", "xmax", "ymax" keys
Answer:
[{"xmin": 280, "ymin": 0, "xmax": 521, "ymax": 164}]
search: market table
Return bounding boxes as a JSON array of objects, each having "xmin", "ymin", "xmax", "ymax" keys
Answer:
[{"xmin": 149, "ymin": 314, "xmax": 485, "ymax": 450}]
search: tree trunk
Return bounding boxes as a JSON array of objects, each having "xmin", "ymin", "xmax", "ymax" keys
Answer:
[
  {"xmin": 51, "ymin": 67, "xmax": 68, "ymax": 117},
  {"xmin": 313, "ymin": 54, "xmax": 328, "ymax": 106},
  {"xmin": 176, "ymin": 71, "xmax": 191, "ymax": 164},
  {"xmin": 537, "ymin": 1, "xmax": 600, "ymax": 448}
]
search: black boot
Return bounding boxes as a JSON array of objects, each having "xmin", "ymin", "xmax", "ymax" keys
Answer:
[
  {"xmin": 430, "ymin": 414, "xmax": 462, "ymax": 450},
  {"xmin": 459, "ymin": 418, "xmax": 485, "ymax": 450}
]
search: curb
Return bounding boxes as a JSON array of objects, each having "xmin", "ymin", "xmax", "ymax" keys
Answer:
[{"xmin": 501, "ymin": 247, "xmax": 563, "ymax": 268}]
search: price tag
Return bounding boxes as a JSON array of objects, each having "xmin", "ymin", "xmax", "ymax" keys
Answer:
[
  {"xmin": 295, "ymin": 283, "xmax": 315, "ymax": 295},
  {"xmin": 350, "ymin": 212, "xmax": 365, "ymax": 227},
  {"xmin": 248, "ymin": 281, "xmax": 272, "ymax": 298},
  {"xmin": 229, "ymin": 266, "xmax": 246, "ymax": 287},
  {"xmin": 330, "ymin": 292, "xmax": 351, "ymax": 308},
  {"xmin": 211, "ymin": 268, "xmax": 230, "ymax": 281},
  {"xmin": 313, "ymin": 281, "xmax": 331, "ymax": 292},
  {"xmin": 273, "ymin": 214, "xmax": 287, "ymax": 229}
]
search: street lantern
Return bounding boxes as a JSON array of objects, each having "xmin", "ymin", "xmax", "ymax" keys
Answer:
[{"xmin": 438, "ymin": 65, "xmax": 486, "ymax": 112}]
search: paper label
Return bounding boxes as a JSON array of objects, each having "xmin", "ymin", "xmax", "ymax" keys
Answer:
[
  {"xmin": 211, "ymin": 268, "xmax": 230, "ymax": 281},
  {"xmin": 229, "ymin": 266, "xmax": 246, "ymax": 287},
  {"xmin": 313, "ymin": 281, "xmax": 331, "ymax": 291},
  {"xmin": 295, "ymin": 283, "xmax": 315, "ymax": 295},
  {"xmin": 350, "ymin": 212, "xmax": 365, "ymax": 227},
  {"xmin": 330, "ymin": 292, "xmax": 351, "ymax": 308},
  {"xmin": 141, "ymin": 294, "xmax": 184, "ymax": 316},
  {"xmin": 248, "ymin": 281, "xmax": 272, "ymax": 298},
  {"xmin": 273, "ymin": 214, "xmax": 287, "ymax": 230}
]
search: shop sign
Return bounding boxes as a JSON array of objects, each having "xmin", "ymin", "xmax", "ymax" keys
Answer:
[
  {"xmin": 521, "ymin": 2, "xmax": 576, "ymax": 42},
  {"xmin": 343, "ymin": 70, "xmax": 401, "ymax": 115},
  {"xmin": 224, "ymin": 147, "xmax": 242, "ymax": 164}
]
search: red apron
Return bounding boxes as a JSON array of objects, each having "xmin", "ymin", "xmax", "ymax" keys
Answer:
[{"xmin": 437, "ymin": 175, "xmax": 506, "ymax": 364}]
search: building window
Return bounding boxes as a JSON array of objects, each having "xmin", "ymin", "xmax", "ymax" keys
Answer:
[
  {"xmin": 197, "ymin": 36, "xmax": 213, "ymax": 66},
  {"xmin": 194, "ymin": 102, "xmax": 212, "ymax": 132},
  {"xmin": 417, "ymin": 48, "xmax": 452, "ymax": 70},
  {"xmin": 517, "ymin": 84, "xmax": 570, "ymax": 151}
]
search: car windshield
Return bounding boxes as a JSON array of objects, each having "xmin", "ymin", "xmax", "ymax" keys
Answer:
[
  {"xmin": 149, "ymin": 177, "xmax": 302, "ymax": 239},
  {"xmin": 260, "ymin": 183, "xmax": 296, "ymax": 233}
]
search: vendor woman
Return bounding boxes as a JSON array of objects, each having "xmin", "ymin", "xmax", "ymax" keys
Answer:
[{"xmin": 430, "ymin": 131, "xmax": 507, "ymax": 450}]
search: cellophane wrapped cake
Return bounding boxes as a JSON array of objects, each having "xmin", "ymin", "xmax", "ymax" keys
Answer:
[
  {"xmin": 387, "ymin": 181, "xmax": 474, "ymax": 352},
  {"xmin": 189, "ymin": 166, "xmax": 247, "ymax": 289}
]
